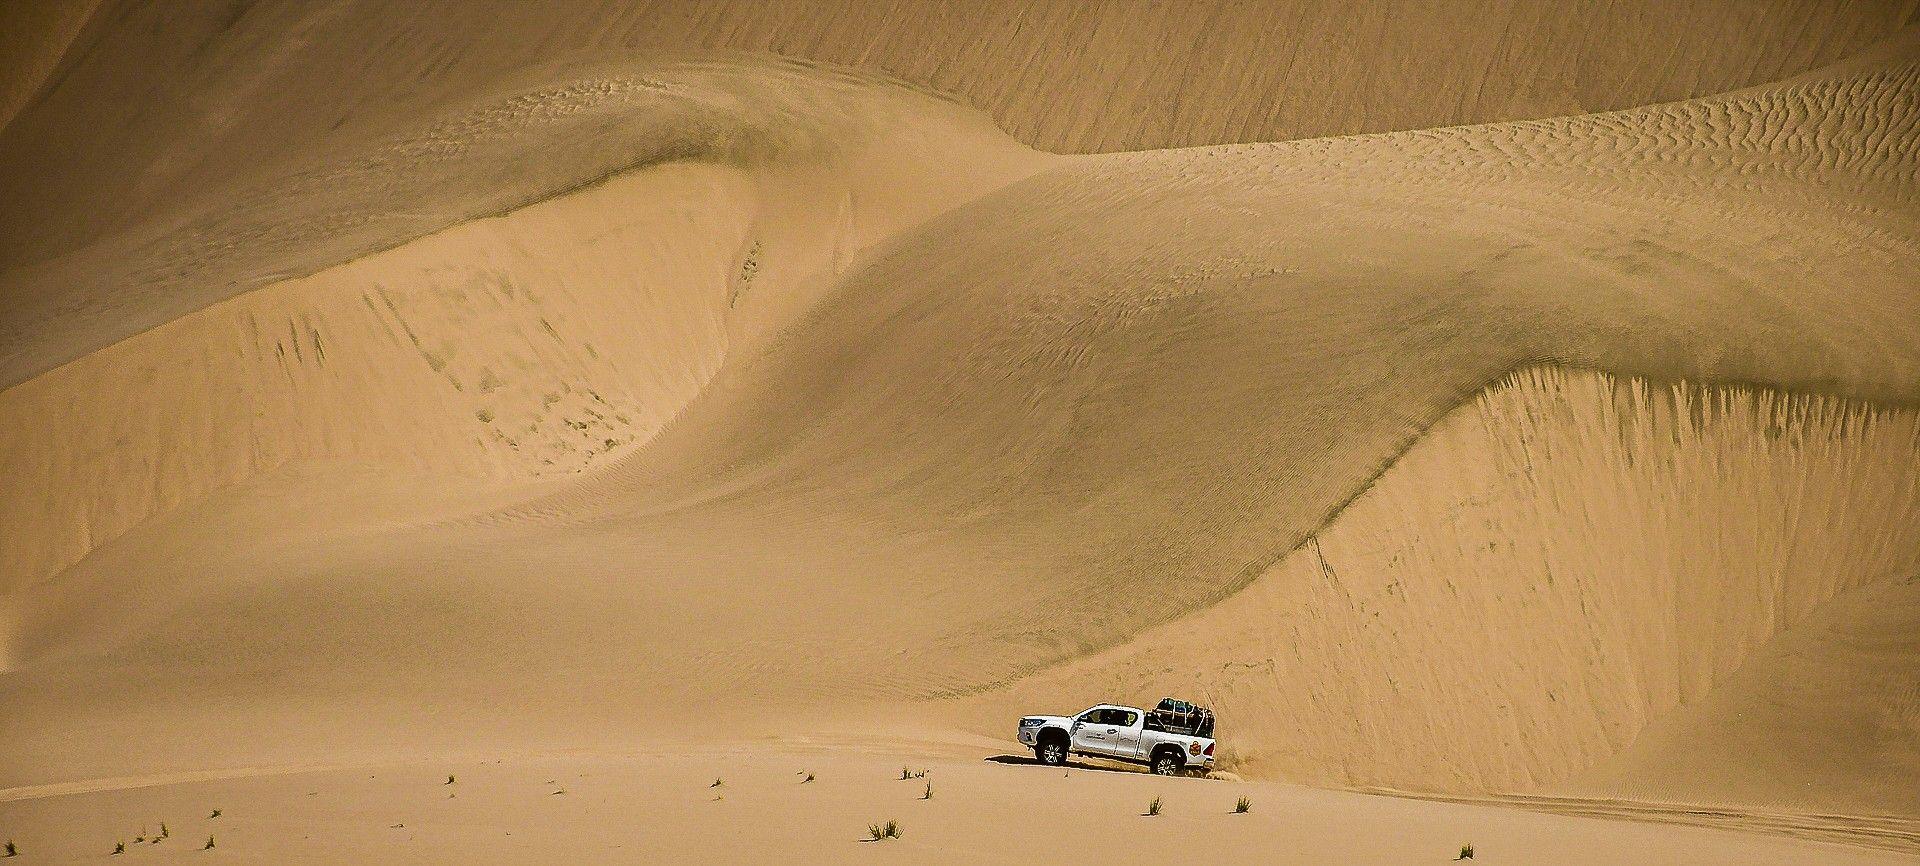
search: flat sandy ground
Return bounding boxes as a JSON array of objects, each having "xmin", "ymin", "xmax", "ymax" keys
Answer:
[{"xmin": 3, "ymin": 731, "xmax": 1915, "ymax": 865}]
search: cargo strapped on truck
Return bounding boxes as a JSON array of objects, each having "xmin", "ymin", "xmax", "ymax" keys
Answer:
[{"xmin": 1145, "ymin": 697, "xmax": 1214, "ymax": 737}]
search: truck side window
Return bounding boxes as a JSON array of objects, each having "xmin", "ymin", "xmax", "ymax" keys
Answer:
[{"xmin": 1117, "ymin": 711, "xmax": 1138, "ymax": 726}]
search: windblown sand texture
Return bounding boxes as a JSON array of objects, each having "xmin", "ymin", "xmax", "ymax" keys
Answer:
[{"xmin": 3, "ymin": 2, "xmax": 1918, "ymax": 862}]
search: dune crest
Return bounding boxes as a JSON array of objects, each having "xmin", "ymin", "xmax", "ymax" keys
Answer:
[{"xmin": 6, "ymin": 2, "xmax": 1918, "ymax": 388}]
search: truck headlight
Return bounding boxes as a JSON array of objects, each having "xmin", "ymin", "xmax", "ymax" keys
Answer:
[{"xmin": 1019, "ymin": 718, "xmax": 1044, "ymax": 727}]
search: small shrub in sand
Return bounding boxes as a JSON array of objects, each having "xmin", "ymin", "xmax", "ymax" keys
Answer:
[
  {"xmin": 866, "ymin": 820, "xmax": 903, "ymax": 841},
  {"xmin": 1456, "ymin": 843, "xmax": 1474, "ymax": 860},
  {"xmin": 112, "ymin": 842, "xmax": 125, "ymax": 855},
  {"xmin": 1235, "ymin": 796, "xmax": 1251, "ymax": 814},
  {"xmin": 710, "ymin": 778, "xmax": 724, "ymax": 788},
  {"xmin": 921, "ymin": 783, "xmax": 933, "ymax": 800},
  {"xmin": 1145, "ymin": 796, "xmax": 1162, "ymax": 817},
  {"xmin": 160, "ymin": 823, "xmax": 169, "ymax": 839},
  {"xmin": 4, "ymin": 840, "xmax": 15, "ymax": 857},
  {"xmin": 209, "ymin": 810, "xmax": 221, "ymax": 819},
  {"xmin": 801, "ymin": 773, "xmax": 815, "ymax": 783},
  {"xmin": 446, "ymin": 775, "xmax": 456, "ymax": 785},
  {"xmin": 204, "ymin": 836, "xmax": 216, "ymax": 850}
]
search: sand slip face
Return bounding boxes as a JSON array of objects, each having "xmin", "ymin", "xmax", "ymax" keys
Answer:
[
  {"xmin": 972, "ymin": 369, "xmax": 1920, "ymax": 814},
  {"xmin": 0, "ymin": 56, "xmax": 1053, "ymax": 596}
]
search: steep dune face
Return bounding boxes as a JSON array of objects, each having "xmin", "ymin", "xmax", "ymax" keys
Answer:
[
  {"xmin": 1570, "ymin": 563, "xmax": 1920, "ymax": 814},
  {"xmin": 4, "ymin": 35, "xmax": 1918, "ymax": 817},
  {"xmin": 0, "ymin": 165, "xmax": 748, "ymax": 596},
  {"xmin": 4, "ymin": 0, "xmax": 1917, "ymax": 386},
  {"xmin": 976, "ymin": 368, "xmax": 1920, "ymax": 814},
  {"xmin": 0, "ymin": 59, "xmax": 1049, "ymax": 592},
  {"xmin": 0, "ymin": 0, "xmax": 101, "ymax": 133}
]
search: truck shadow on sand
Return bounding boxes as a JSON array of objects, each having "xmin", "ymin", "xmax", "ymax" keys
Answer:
[{"xmin": 983, "ymin": 754, "xmax": 1153, "ymax": 776}]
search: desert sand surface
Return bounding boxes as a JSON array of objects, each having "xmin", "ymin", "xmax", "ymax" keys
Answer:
[
  {"xmin": 4, "ymin": 2, "xmax": 1920, "ymax": 863},
  {"xmin": 2, "ymin": 739, "xmax": 1915, "ymax": 864}
]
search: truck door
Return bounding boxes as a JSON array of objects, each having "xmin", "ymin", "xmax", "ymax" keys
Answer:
[
  {"xmin": 1071, "ymin": 708, "xmax": 1118, "ymax": 756},
  {"xmin": 1109, "ymin": 709, "xmax": 1143, "ymax": 758}
]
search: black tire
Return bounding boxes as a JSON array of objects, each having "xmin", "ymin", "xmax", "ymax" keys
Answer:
[
  {"xmin": 1035, "ymin": 735, "xmax": 1068, "ymax": 766},
  {"xmin": 1151, "ymin": 750, "xmax": 1183, "ymax": 776}
]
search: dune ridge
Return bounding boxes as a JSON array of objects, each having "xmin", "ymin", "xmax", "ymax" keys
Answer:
[
  {"xmin": 5, "ymin": 1, "xmax": 1918, "ymax": 388},
  {"xmin": 0, "ymin": 54, "xmax": 1041, "ymax": 390}
]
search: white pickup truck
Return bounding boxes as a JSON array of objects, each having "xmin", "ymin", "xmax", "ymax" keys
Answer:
[{"xmin": 1017, "ymin": 697, "xmax": 1216, "ymax": 776}]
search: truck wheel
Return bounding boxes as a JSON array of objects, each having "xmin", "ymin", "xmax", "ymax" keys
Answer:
[
  {"xmin": 1151, "ymin": 751, "xmax": 1183, "ymax": 776},
  {"xmin": 1035, "ymin": 737, "xmax": 1068, "ymax": 766}
]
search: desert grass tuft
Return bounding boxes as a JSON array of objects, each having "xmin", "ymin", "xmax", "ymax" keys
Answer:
[
  {"xmin": 1145, "ymin": 796, "xmax": 1162, "ymax": 817},
  {"xmin": 209, "ymin": 810, "xmax": 221, "ymax": 819},
  {"xmin": 865, "ymin": 820, "xmax": 903, "ymax": 841},
  {"xmin": 1456, "ymin": 843, "xmax": 1474, "ymax": 860},
  {"xmin": 921, "ymin": 782, "xmax": 933, "ymax": 800},
  {"xmin": 446, "ymin": 775, "xmax": 456, "ymax": 785},
  {"xmin": 1235, "ymin": 796, "xmax": 1251, "ymax": 814},
  {"xmin": 112, "ymin": 842, "xmax": 125, "ymax": 855},
  {"xmin": 3, "ymin": 840, "xmax": 15, "ymax": 857},
  {"xmin": 204, "ymin": 836, "xmax": 216, "ymax": 851},
  {"xmin": 801, "ymin": 773, "xmax": 815, "ymax": 783}
]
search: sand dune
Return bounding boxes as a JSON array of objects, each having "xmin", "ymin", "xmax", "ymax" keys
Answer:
[
  {"xmin": 4, "ymin": 0, "xmax": 1917, "ymax": 386},
  {"xmin": 978, "ymin": 368, "xmax": 1920, "ymax": 814},
  {"xmin": 0, "ymin": 0, "xmax": 100, "ymax": 133},
  {"xmin": 3, "ymin": 5, "xmax": 1919, "ymax": 862},
  {"xmin": 0, "ymin": 66, "xmax": 1047, "ymax": 592}
]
